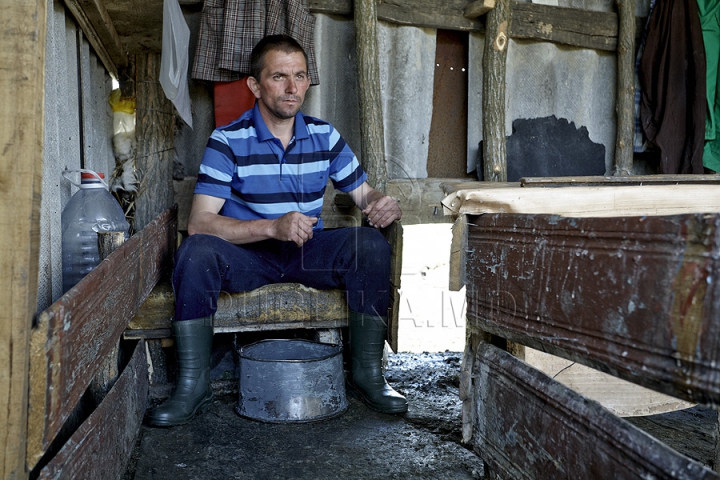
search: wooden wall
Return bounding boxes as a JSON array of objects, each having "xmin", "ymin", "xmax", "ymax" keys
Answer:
[
  {"xmin": 0, "ymin": 1, "xmax": 47, "ymax": 478},
  {"xmin": 39, "ymin": 0, "xmax": 116, "ymax": 311}
]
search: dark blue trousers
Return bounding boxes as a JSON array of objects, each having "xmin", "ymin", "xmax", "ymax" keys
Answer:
[{"xmin": 172, "ymin": 227, "xmax": 391, "ymax": 321}]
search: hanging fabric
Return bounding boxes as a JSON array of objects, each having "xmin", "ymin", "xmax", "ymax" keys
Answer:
[
  {"xmin": 160, "ymin": 0, "xmax": 193, "ymax": 127},
  {"xmin": 639, "ymin": 0, "xmax": 707, "ymax": 174},
  {"xmin": 697, "ymin": 0, "xmax": 720, "ymax": 172},
  {"xmin": 191, "ymin": 0, "xmax": 319, "ymax": 85},
  {"xmin": 633, "ymin": 0, "xmax": 657, "ymax": 153}
]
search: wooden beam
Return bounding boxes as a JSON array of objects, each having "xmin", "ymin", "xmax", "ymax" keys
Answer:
[
  {"xmin": 308, "ymin": 0, "xmax": 622, "ymax": 49},
  {"xmin": 521, "ymin": 174, "xmax": 720, "ymax": 186},
  {"xmin": 0, "ymin": 1, "xmax": 47, "ymax": 478},
  {"xmin": 482, "ymin": 0, "xmax": 511, "ymax": 181},
  {"xmin": 614, "ymin": 0, "xmax": 636, "ymax": 175},
  {"xmin": 308, "ymin": 0, "xmax": 485, "ymax": 32},
  {"xmin": 378, "ymin": 0, "xmax": 483, "ymax": 32},
  {"xmin": 464, "ymin": 0, "xmax": 495, "ymax": 19},
  {"xmin": 62, "ymin": 0, "xmax": 127, "ymax": 78},
  {"xmin": 74, "ymin": 0, "xmax": 127, "ymax": 66},
  {"xmin": 473, "ymin": 343, "xmax": 718, "ymax": 478},
  {"xmin": 37, "ymin": 340, "xmax": 148, "ymax": 480},
  {"xmin": 509, "ymin": 1, "xmax": 618, "ymax": 51},
  {"xmin": 465, "ymin": 213, "xmax": 720, "ymax": 406},
  {"xmin": 384, "ymin": 221, "xmax": 403, "ymax": 353},
  {"xmin": 386, "ymin": 178, "xmax": 456, "ymax": 225},
  {"xmin": 27, "ymin": 206, "xmax": 176, "ymax": 470},
  {"xmin": 449, "ymin": 215, "xmax": 468, "ymax": 291},
  {"xmin": 133, "ymin": 53, "xmax": 175, "ymax": 231},
  {"xmin": 307, "ymin": 0, "xmax": 352, "ymax": 16},
  {"xmin": 355, "ymin": 0, "xmax": 387, "ymax": 193}
]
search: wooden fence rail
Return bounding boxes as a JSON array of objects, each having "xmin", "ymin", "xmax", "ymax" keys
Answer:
[
  {"xmin": 461, "ymin": 211, "xmax": 720, "ymax": 478},
  {"xmin": 27, "ymin": 205, "xmax": 176, "ymax": 470}
]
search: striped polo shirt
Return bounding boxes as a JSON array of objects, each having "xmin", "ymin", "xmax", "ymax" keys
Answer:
[{"xmin": 194, "ymin": 104, "xmax": 367, "ymax": 230}]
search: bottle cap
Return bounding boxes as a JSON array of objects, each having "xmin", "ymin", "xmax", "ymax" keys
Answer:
[{"xmin": 81, "ymin": 172, "xmax": 105, "ymax": 180}]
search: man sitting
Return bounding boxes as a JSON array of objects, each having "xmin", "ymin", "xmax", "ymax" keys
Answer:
[{"xmin": 149, "ymin": 34, "xmax": 407, "ymax": 427}]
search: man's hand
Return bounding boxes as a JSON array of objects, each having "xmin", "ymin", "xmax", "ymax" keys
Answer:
[
  {"xmin": 362, "ymin": 195, "xmax": 401, "ymax": 229},
  {"xmin": 272, "ymin": 211, "xmax": 318, "ymax": 246}
]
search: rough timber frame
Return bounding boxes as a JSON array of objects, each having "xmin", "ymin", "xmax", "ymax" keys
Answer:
[{"xmin": 0, "ymin": 1, "xmax": 47, "ymax": 479}]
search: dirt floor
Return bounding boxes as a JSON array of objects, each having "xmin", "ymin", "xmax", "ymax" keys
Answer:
[
  {"xmin": 123, "ymin": 345, "xmax": 719, "ymax": 480},
  {"xmin": 123, "ymin": 350, "xmax": 485, "ymax": 480}
]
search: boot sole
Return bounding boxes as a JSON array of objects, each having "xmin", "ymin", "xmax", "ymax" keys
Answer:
[
  {"xmin": 148, "ymin": 392, "xmax": 215, "ymax": 427},
  {"xmin": 348, "ymin": 382, "xmax": 408, "ymax": 414}
]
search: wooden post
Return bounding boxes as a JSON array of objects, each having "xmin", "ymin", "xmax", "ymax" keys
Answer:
[
  {"xmin": 614, "ymin": 0, "xmax": 635, "ymax": 176},
  {"xmin": 89, "ymin": 232, "xmax": 127, "ymax": 404},
  {"xmin": 97, "ymin": 231, "xmax": 125, "ymax": 261},
  {"xmin": 354, "ymin": 0, "xmax": 387, "ymax": 193},
  {"xmin": 0, "ymin": 1, "xmax": 46, "ymax": 478},
  {"xmin": 133, "ymin": 53, "xmax": 175, "ymax": 231},
  {"xmin": 482, "ymin": 0, "xmax": 511, "ymax": 182}
]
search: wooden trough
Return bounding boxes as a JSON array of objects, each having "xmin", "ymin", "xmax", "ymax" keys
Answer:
[{"xmin": 444, "ymin": 178, "xmax": 720, "ymax": 478}]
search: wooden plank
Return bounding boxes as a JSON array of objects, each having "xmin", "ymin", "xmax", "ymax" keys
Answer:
[
  {"xmin": 27, "ymin": 206, "xmax": 177, "ymax": 469},
  {"xmin": 38, "ymin": 340, "xmax": 148, "ymax": 480},
  {"xmin": 384, "ymin": 221, "xmax": 403, "ymax": 352},
  {"xmin": 442, "ymin": 184, "xmax": 720, "ymax": 217},
  {"xmin": 465, "ymin": 213, "xmax": 720, "ymax": 406},
  {"xmin": 62, "ymin": 0, "xmax": 122, "ymax": 77},
  {"xmin": 521, "ymin": 174, "xmax": 720, "ymax": 186},
  {"xmin": 307, "ymin": 0, "xmax": 352, "ymax": 15},
  {"xmin": 473, "ymin": 342, "xmax": 718, "ymax": 479},
  {"xmin": 307, "ymin": 0, "xmax": 484, "ymax": 32},
  {"xmin": 387, "ymin": 179, "xmax": 455, "ymax": 225},
  {"xmin": 213, "ymin": 284, "xmax": 348, "ymax": 330},
  {"xmin": 127, "ymin": 280, "xmax": 175, "ymax": 331},
  {"xmin": 509, "ymin": 1, "xmax": 618, "ymax": 51},
  {"xmin": 1, "ymin": 1, "xmax": 47, "ymax": 478},
  {"xmin": 379, "ymin": 0, "xmax": 483, "ymax": 32},
  {"xmin": 67, "ymin": 0, "xmax": 127, "ymax": 68},
  {"xmin": 449, "ymin": 215, "xmax": 468, "ymax": 291},
  {"xmin": 464, "ymin": 0, "xmax": 495, "ymax": 19}
]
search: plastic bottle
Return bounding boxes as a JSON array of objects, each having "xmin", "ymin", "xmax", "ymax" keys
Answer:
[{"xmin": 61, "ymin": 171, "xmax": 129, "ymax": 293}]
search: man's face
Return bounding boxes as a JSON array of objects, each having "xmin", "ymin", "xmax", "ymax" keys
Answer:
[{"xmin": 249, "ymin": 49, "xmax": 310, "ymax": 121}]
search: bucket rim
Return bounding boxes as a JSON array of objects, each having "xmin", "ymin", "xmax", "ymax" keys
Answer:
[{"xmin": 239, "ymin": 338, "xmax": 342, "ymax": 363}]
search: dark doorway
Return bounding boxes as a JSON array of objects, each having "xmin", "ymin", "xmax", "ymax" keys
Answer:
[{"xmin": 427, "ymin": 30, "xmax": 472, "ymax": 179}]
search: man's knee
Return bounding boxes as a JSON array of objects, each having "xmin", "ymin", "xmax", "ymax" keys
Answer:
[
  {"xmin": 175, "ymin": 234, "xmax": 223, "ymax": 264},
  {"xmin": 358, "ymin": 227, "xmax": 390, "ymax": 257}
]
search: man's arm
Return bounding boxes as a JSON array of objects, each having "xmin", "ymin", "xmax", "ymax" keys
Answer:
[
  {"xmin": 347, "ymin": 182, "xmax": 402, "ymax": 229},
  {"xmin": 187, "ymin": 194, "xmax": 317, "ymax": 246}
]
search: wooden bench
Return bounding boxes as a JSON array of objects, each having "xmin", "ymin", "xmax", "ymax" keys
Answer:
[{"xmin": 124, "ymin": 180, "xmax": 403, "ymax": 351}]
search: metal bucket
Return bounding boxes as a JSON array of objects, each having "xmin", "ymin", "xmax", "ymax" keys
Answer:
[{"xmin": 236, "ymin": 339, "xmax": 348, "ymax": 423}]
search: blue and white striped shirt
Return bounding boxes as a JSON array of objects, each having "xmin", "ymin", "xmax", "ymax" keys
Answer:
[{"xmin": 195, "ymin": 104, "xmax": 367, "ymax": 230}]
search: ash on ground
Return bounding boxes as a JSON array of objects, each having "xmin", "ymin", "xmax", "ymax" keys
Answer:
[
  {"xmin": 126, "ymin": 351, "xmax": 485, "ymax": 480},
  {"xmin": 125, "ymin": 349, "xmax": 718, "ymax": 479}
]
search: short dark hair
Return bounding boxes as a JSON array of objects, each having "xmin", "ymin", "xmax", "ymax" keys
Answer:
[{"xmin": 249, "ymin": 35, "xmax": 309, "ymax": 81}]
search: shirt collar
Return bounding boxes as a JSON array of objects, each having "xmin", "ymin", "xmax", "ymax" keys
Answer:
[{"xmin": 251, "ymin": 104, "xmax": 310, "ymax": 143}]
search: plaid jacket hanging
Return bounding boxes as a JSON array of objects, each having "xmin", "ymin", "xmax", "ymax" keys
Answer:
[{"xmin": 192, "ymin": 0, "xmax": 319, "ymax": 85}]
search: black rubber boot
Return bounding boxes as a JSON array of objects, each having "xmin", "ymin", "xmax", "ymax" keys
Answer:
[
  {"xmin": 349, "ymin": 311, "xmax": 408, "ymax": 414},
  {"xmin": 148, "ymin": 316, "xmax": 214, "ymax": 427}
]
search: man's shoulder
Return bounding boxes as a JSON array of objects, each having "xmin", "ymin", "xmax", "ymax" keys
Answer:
[
  {"xmin": 299, "ymin": 112, "xmax": 333, "ymax": 133},
  {"xmin": 217, "ymin": 110, "xmax": 255, "ymax": 133}
]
